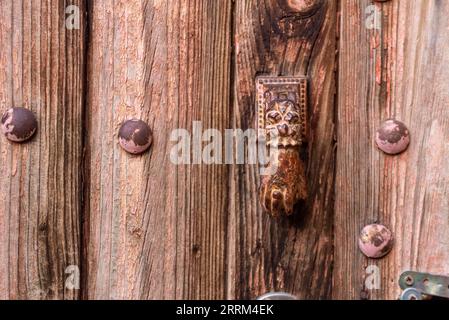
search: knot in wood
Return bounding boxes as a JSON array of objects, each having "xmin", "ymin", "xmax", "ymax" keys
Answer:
[{"xmin": 280, "ymin": 0, "xmax": 324, "ymax": 17}]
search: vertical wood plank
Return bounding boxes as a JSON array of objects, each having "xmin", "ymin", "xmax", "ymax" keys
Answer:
[
  {"xmin": 0, "ymin": 0, "xmax": 85, "ymax": 299},
  {"xmin": 229, "ymin": 0, "xmax": 337, "ymax": 299},
  {"xmin": 85, "ymin": 0, "xmax": 233, "ymax": 299},
  {"xmin": 335, "ymin": 0, "xmax": 449, "ymax": 300}
]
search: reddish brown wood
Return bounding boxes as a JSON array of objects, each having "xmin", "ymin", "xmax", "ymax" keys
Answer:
[
  {"xmin": 335, "ymin": 0, "xmax": 449, "ymax": 300},
  {"xmin": 0, "ymin": 0, "xmax": 85, "ymax": 299}
]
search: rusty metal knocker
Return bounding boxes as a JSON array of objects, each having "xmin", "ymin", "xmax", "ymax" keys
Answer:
[{"xmin": 257, "ymin": 76, "xmax": 308, "ymax": 217}]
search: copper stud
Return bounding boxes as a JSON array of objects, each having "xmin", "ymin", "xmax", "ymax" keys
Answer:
[
  {"xmin": 118, "ymin": 119, "xmax": 153, "ymax": 155},
  {"xmin": 376, "ymin": 119, "xmax": 410, "ymax": 155},
  {"xmin": 1, "ymin": 107, "xmax": 38, "ymax": 143},
  {"xmin": 358, "ymin": 224, "xmax": 394, "ymax": 259}
]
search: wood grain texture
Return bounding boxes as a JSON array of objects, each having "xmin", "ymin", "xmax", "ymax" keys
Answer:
[
  {"xmin": 228, "ymin": 0, "xmax": 337, "ymax": 299},
  {"xmin": 3, "ymin": 0, "xmax": 448, "ymax": 301},
  {"xmin": 335, "ymin": 0, "xmax": 449, "ymax": 300},
  {"xmin": 84, "ymin": 0, "xmax": 232, "ymax": 299},
  {"xmin": 0, "ymin": 0, "xmax": 85, "ymax": 299}
]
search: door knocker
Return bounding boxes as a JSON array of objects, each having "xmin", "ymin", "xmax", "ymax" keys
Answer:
[{"xmin": 257, "ymin": 76, "xmax": 308, "ymax": 217}]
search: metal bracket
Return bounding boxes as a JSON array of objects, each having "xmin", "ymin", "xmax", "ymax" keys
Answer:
[{"xmin": 399, "ymin": 271, "xmax": 449, "ymax": 300}]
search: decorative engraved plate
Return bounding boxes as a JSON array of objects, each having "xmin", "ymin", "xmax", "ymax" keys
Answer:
[{"xmin": 256, "ymin": 76, "xmax": 307, "ymax": 147}]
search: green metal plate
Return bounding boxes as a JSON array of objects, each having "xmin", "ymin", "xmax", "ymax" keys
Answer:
[{"xmin": 399, "ymin": 271, "xmax": 449, "ymax": 299}]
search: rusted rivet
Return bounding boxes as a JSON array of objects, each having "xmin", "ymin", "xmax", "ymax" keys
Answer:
[
  {"xmin": 376, "ymin": 119, "xmax": 410, "ymax": 155},
  {"xmin": 118, "ymin": 119, "xmax": 153, "ymax": 155},
  {"xmin": 358, "ymin": 224, "xmax": 394, "ymax": 259},
  {"xmin": 1, "ymin": 107, "xmax": 38, "ymax": 143}
]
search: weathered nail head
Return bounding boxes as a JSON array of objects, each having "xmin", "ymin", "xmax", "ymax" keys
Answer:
[
  {"xmin": 257, "ymin": 292, "xmax": 297, "ymax": 300},
  {"xmin": 376, "ymin": 119, "xmax": 410, "ymax": 155},
  {"xmin": 118, "ymin": 119, "xmax": 153, "ymax": 154},
  {"xmin": 358, "ymin": 224, "xmax": 394, "ymax": 259},
  {"xmin": 1, "ymin": 107, "xmax": 38, "ymax": 143}
]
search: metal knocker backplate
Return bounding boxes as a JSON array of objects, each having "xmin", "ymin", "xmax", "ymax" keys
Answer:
[{"xmin": 256, "ymin": 76, "xmax": 308, "ymax": 147}]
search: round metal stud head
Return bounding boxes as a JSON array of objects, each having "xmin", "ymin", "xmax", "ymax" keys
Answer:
[
  {"xmin": 1, "ymin": 107, "xmax": 38, "ymax": 143},
  {"xmin": 257, "ymin": 292, "xmax": 297, "ymax": 300},
  {"xmin": 358, "ymin": 224, "xmax": 394, "ymax": 259},
  {"xmin": 118, "ymin": 119, "xmax": 153, "ymax": 155},
  {"xmin": 375, "ymin": 119, "xmax": 410, "ymax": 155}
]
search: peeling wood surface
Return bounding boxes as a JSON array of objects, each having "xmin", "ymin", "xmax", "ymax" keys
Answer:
[
  {"xmin": 84, "ymin": 0, "xmax": 232, "ymax": 299},
  {"xmin": 335, "ymin": 0, "xmax": 449, "ymax": 300},
  {"xmin": 0, "ymin": 0, "xmax": 85, "ymax": 299}
]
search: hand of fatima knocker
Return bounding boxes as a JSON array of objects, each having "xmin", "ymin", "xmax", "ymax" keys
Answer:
[{"xmin": 257, "ymin": 77, "xmax": 308, "ymax": 217}]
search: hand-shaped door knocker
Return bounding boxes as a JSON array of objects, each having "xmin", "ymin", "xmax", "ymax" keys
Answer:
[{"xmin": 257, "ymin": 76, "xmax": 308, "ymax": 217}]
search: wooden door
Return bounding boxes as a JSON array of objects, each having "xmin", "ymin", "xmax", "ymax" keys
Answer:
[{"xmin": 0, "ymin": 0, "xmax": 448, "ymax": 300}]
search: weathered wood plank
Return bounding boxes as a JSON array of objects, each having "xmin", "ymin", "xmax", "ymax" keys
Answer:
[
  {"xmin": 0, "ymin": 0, "xmax": 85, "ymax": 299},
  {"xmin": 335, "ymin": 0, "xmax": 449, "ymax": 300},
  {"xmin": 229, "ymin": 0, "xmax": 337, "ymax": 299},
  {"xmin": 84, "ymin": 0, "xmax": 233, "ymax": 299}
]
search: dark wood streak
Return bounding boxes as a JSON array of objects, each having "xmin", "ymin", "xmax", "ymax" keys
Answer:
[
  {"xmin": 229, "ymin": 0, "xmax": 337, "ymax": 299},
  {"xmin": 0, "ymin": 0, "xmax": 85, "ymax": 299}
]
